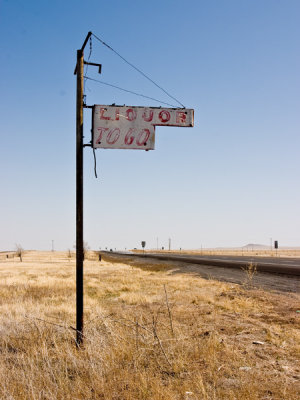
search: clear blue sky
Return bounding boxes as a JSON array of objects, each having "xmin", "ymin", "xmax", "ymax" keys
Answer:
[{"xmin": 1, "ymin": 0, "xmax": 299, "ymax": 251}]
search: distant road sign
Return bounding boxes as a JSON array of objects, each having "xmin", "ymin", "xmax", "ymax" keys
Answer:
[{"xmin": 92, "ymin": 105, "xmax": 194, "ymax": 150}]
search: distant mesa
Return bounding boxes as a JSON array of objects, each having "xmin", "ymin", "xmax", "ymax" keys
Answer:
[{"xmin": 242, "ymin": 243, "xmax": 269, "ymax": 250}]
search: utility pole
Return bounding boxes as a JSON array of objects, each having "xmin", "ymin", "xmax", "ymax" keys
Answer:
[
  {"xmin": 73, "ymin": 31, "xmax": 192, "ymax": 346},
  {"xmin": 75, "ymin": 32, "xmax": 92, "ymax": 346},
  {"xmin": 76, "ymin": 47, "xmax": 84, "ymax": 346}
]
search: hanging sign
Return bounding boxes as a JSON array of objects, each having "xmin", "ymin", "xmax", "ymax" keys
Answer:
[{"xmin": 92, "ymin": 105, "xmax": 194, "ymax": 150}]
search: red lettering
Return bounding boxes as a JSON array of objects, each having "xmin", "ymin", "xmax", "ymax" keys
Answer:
[
  {"xmin": 115, "ymin": 108, "xmax": 120, "ymax": 121},
  {"xmin": 107, "ymin": 128, "xmax": 120, "ymax": 145},
  {"xmin": 176, "ymin": 111, "xmax": 186, "ymax": 124},
  {"xmin": 125, "ymin": 128, "xmax": 135, "ymax": 145},
  {"xmin": 159, "ymin": 110, "xmax": 170, "ymax": 123},
  {"xmin": 142, "ymin": 109, "xmax": 153, "ymax": 122},
  {"xmin": 96, "ymin": 127, "xmax": 109, "ymax": 144},
  {"xmin": 136, "ymin": 129, "xmax": 150, "ymax": 146},
  {"xmin": 126, "ymin": 108, "xmax": 137, "ymax": 121},
  {"xmin": 100, "ymin": 108, "xmax": 110, "ymax": 120}
]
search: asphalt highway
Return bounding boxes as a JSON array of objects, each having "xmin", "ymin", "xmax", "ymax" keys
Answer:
[{"xmin": 108, "ymin": 252, "xmax": 300, "ymax": 277}]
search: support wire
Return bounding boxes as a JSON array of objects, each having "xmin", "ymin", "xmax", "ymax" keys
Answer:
[
  {"xmin": 84, "ymin": 76, "xmax": 177, "ymax": 108},
  {"xmin": 92, "ymin": 33, "xmax": 185, "ymax": 108}
]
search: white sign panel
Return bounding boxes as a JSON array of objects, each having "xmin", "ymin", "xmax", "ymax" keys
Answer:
[{"xmin": 92, "ymin": 105, "xmax": 194, "ymax": 150}]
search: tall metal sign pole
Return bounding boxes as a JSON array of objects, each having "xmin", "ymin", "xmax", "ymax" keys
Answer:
[{"xmin": 75, "ymin": 32, "xmax": 92, "ymax": 346}]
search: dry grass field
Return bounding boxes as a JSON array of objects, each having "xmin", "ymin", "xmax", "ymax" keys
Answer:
[{"xmin": 0, "ymin": 251, "xmax": 299, "ymax": 399}]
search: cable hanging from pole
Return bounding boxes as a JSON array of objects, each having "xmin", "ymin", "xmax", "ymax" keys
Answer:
[
  {"xmin": 93, "ymin": 147, "xmax": 98, "ymax": 178},
  {"xmin": 91, "ymin": 32, "xmax": 186, "ymax": 108}
]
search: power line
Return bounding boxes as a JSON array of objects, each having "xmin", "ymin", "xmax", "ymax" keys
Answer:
[
  {"xmin": 84, "ymin": 76, "xmax": 178, "ymax": 107},
  {"xmin": 91, "ymin": 33, "xmax": 185, "ymax": 108}
]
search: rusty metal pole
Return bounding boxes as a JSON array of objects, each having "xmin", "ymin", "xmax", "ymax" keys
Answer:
[{"xmin": 76, "ymin": 48, "xmax": 84, "ymax": 346}]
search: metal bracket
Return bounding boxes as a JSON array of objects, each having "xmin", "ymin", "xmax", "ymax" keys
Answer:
[{"xmin": 84, "ymin": 61, "xmax": 102, "ymax": 74}]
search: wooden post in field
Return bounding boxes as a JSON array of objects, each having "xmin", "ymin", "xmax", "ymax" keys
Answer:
[
  {"xmin": 75, "ymin": 32, "xmax": 92, "ymax": 346},
  {"xmin": 76, "ymin": 47, "xmax": 84, "ymax": 345}
]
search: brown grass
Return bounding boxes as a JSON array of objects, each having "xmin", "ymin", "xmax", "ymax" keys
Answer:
[{"xmin": 0, "ymin": 250, "xmax": 299, "ymax": 399}]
